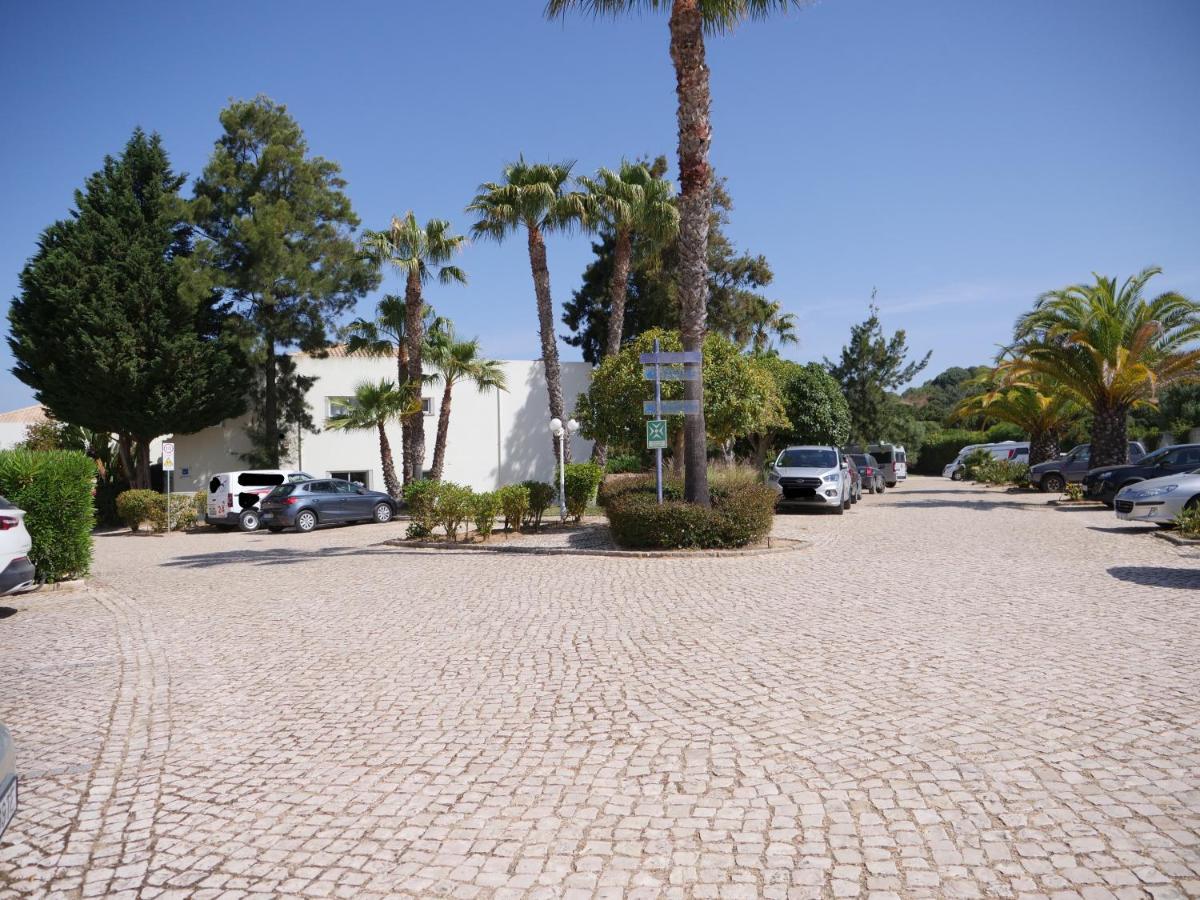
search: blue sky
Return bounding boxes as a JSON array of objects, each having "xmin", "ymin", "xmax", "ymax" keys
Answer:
[{"xmin": 2, "ymin": 0, "xmax": 1198, "ymax": 410}]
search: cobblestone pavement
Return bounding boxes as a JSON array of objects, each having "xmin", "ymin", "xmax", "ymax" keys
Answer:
[{"xmin": 2, "ymin": 477, "xmax": 1198, "ymax": 899}]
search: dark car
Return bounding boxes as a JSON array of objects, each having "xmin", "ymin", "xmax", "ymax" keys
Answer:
[
  {"xmin": 1083, "ymin": 443, "xmax": 1200, "ymax": 506},
  {"xmin": 849, "ymin": 453, "xmax": 885, "ymax": 494},
  {"xmin": 258, "ymin": 478, "xmax": 397, "ymax": 533},
  {"xmin": 1028, "ymin": 440, "xmax": 1146, "ymax": 493}
]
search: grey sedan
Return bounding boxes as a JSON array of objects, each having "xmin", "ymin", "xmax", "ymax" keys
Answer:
[{"xmin": 258, "ymin": 478, "xmax": 397, "ymax": 533}]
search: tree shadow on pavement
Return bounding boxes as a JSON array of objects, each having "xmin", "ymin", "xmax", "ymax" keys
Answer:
[
  {"xmin": 1107, "ymin": 566, "xmax": 1200, "ymax": 589},
  {"xmin": 161, "ymin": 545, "xmax": 403, "ymax": 570},
  {"xmin": 0, "ymin": 607, "xmax": 17, "ymax": 619},
  {"xmin": 1087, "ymin": 525, "xmax": 1157, "ymax": 535}
]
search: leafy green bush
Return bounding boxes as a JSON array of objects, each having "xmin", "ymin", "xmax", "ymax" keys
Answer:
[
  {"xmin": 403, "ymin": 480, "xmax": 440, "ymax": 538},
  {"xmin": 496, "ymin": 483, "xmax": 530, "ymax": 534},
  {"xmin": 522, "ymin": 480, "xmax": 556, "ymax": 530},
  {"xmin": 961, "ymin": 448, "xmax": 994, "ymax": 481},
  {"xmin": 0, "ymin": 449, "xmax": 95, "ymax": 580},
  {"xmin": 151, "ymin": 493, "xmax": 198, "ymax": 531},
  {"xmin": 116, "ymin": 489, "xmax": 160, "ymax": 533},
  {"xmin": 1174, "ymin": 505, "xmax": 1200, "ymax": 537},
  {"xmin": 601, "ymin": 476, "xmax": 775, "ymax": 549},
  {"xmin": 971, "ymin": 458, "xmax": 1030, "ymax": 486},
  {"xmin": 471, "ymin": 491, "xmax": 502, "ymax": 540},
  {"xmin": 605, "ymin": 454, "xmax": 645, "ymax": 475},
  {"xmin": 1064, "ymin": 482, "xmax": 1085, "ymax": 501},
  {"xmin": 912, "ymin": 430, "xmax": 988, "ymax": 476},
  {"xmin": 985, "ymin": 422, "xmax": 1026, "ymax": 443},
  {"xmin": 435, "ymin": 482, "xmax": 474, "ymax": 541},
  {"xmin": 561, "ymin": 463, "xmax": 604, "ymax": 521},
  {"xmin": 193, "ymin": 489, "xmax": 207, "ymax": 520}
]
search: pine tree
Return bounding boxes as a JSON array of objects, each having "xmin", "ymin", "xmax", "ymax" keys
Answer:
[{"xmin": 8, "ymin": 128, "xmax": 247, "ymax": 488}]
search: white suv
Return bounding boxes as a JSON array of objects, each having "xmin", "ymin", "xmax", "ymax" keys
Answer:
[{"xmin": 767, "ymin": 446, "xmax": 852, "ymax": 514}]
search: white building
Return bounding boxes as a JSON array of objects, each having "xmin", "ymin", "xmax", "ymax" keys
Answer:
[
  {"xmin": 0, "ymin": 404, "xmax": 49, "ymax": 449},
  {"xmin": 170, "ymin": 348, "xmax": 594, "ymax": 494}
]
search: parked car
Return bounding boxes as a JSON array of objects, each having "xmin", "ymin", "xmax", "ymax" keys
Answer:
[
  {"xmin": 0, "ymin": 723, "xmax": 15, "ymax": 842},
  {"xmin": 1083, "ymin": 443, "xmax": 1200, "ymax": 507},
  {"xmin": 767, "ymin": 446, "xmax": 852, "ymax": 514},
  {"xmin": 868, "ymin": 444, "xmax": 907, "ymax": 487},
  {"xmin": 846, "ymin": 457, "xmax": 862, "ymax": 504},
  {"xmin": 206, "ymin": 470, "xmax": 313, "ymax": 531},
  {"xmin": 942, "ymin": 442, "xmax": 1030, "ymax": 480},
  {"xmin": 258, "ymin": 478, "xmax": 398, "ymax": 533},
  {"xmin": 1114, "ymin": 469, "xmax": 1200, "ymax": 527},
  {"xmin": 849, "ymin": 453, "xmax": 885, "ymax": 494},
  {"xmin": 0, "ymin": 496, "xmax": 35, "ymax": 597},
  {"xmin": 1029, "ymin": 441, "xmax": 1147, "ymax": 492}
]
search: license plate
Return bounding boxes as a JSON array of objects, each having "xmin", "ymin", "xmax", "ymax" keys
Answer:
[{"xmin": 0, "ymin": 776, "xmax": 16, "ymax": 839}]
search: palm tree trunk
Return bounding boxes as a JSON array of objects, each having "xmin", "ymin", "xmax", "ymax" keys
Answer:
[
  {"xmin": 1029, "ymin": 429, "xmax": 1059, "ymax": 467},
  {"xmin": 670, "ymin": 0, "xmax": 711, "ymax": 507},
  {"xmin": 605, "ymin": 228, "xmax": 634, "ymax": 357},
  {"xmin": 526, "ymin": 223, "xmax": 570, "ymax": 465},
  {"xmin": 404, "ymin": 268, "xmax": 426, "ymax": 480},
  {"xmin": 430, "ymin": 379, "xmax": 454, "ymax": 481},
  {"xmin": 1091, "ymin": 402, "xmax": 1129, "ymax": 468},
  {"xmin": 397, "ymin": 344, "xmax": 410, "ymax": 485},
  {"xmin": 377, "ymin": 422, "xmax": 401, "ymax": 499}
]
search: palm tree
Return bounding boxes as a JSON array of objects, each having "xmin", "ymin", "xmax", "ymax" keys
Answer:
[
  {"xmin": 578, "ymin": 162, "xmax": 679, "ymax": 357},
  {"xmin": 546, "ymin": 0, "xmax": 807, "ymax": 505},
  {"xmin": 740, "ymin": 297, "xmax": 797, "ymax": 355},
  {"xmin": 324, "ymin": 379, "xmax": 418, "ymax": 499},
  {"xmin": 952, "ymin": 372, "xmax": 1083, "ymax": 466},
  {"xmin": 342, "ymin": 295, "xmax": 446, "ymax": 484},
  {"xmin": 425, "ymin": 327, "xmax": 508, "ymax": 481},
  {"xmin": 361, "ymin": 214, "xmax": 466, "ymax": 482},
  {"xmin": 467, "ymin": 159, "xmax": 587, "ymax": 465},
  {"xmin": 1007, "ymin": 267, "xmax": 1200, "ymax": 468}
]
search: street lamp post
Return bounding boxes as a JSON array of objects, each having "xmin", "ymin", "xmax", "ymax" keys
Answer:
[{"xmin": 549, "ymin": 416, "xmax": 579, "ymax": 524}]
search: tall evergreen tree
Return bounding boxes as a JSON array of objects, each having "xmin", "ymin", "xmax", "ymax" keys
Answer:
[
  {"xmin": 189, "ymin": 96, "xmax": 379, "ymax": 467},
  {"xmin": 8, "ymin": 128, "xmax": 246, "ymax": 488}
]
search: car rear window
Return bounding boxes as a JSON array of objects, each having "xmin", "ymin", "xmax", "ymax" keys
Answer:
[
  {"xmin": 267, "ymin": 484, "xmax": 296, "ymax": 498},
  {"xmin": 876, "ymin": 450, "xmax": 893, "ymax": 463},
  {"xmin": 238, "ymin": 472, "xmax": 285, "ymax": 487},
  {"xmin": 778, "ymin": 449, "xmax": 838, "ymax": 469}
]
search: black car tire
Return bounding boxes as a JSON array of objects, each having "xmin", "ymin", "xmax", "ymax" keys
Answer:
[
  {"xmin": 373, "ymin": 502, "xmax": 393, "ymax": 523},
  {"xmin": 238, "ymin": 509, "xmax": 261, "ymax": 532},
  {"xmin": 951, "ymin": 470, "xmax": 963, "ymax": 482},
  {"xmin": 267, "ymin": 526, "xmax": 284, "ymax": 533},
  {"xmin": 877, "ymin": 481, "xmax": 885, "ymax": 493},
  {"xmin": 1042, "ymin": 473, "xmax": 1066, "ymax": 494},
  {"xmin": 843, "ymin": 494, "xmax": 852, "ymax": 510},
  {"xmin": 295, "ymin": 510, "xmax": 318, "ymax": 533}
]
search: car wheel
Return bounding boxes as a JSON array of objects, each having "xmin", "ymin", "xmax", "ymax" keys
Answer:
[
  {"xmin": 951, "ymin": 470, "xmax": 963, "ymax": 481},
  {"xmin": 267, "ymin": 526, "xmax": 284, "ymax": 533},
  {"xmin": 373, "ymin": 502, "xmax": 393, "ymax": 523},
  {"xmin": 238, "ymin": 509, "xmax": 261, "ymax": 532},
  {"xmin": 295, "ymin": 510, "xmax": 318, "ymax": 533},
  {"xmin": 1042, "ymin": 473, "xmax": 1065, "ymax": 493},
  {"xmin": 843, "ymin": 494, "xmax": 852, "ymax": 510}
]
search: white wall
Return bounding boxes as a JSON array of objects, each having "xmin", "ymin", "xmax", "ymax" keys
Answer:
[
  {"xmin": 171, "ymin": 353, "xmax": 594, "ymax": 494},
  {"xmin": 0, "ymin": 423, "xmax": 29, "ymax": 450}
]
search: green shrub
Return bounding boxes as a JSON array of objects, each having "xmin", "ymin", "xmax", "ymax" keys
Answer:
[
  {"xmin": 985, "ymin": 422, "xmax": 1026, "ymax": 443},
  {"xmin": 912, "ymin": 430, "xmax": 988, "ymax": 476},
  {"xmin": 1064, "ymin": 482, "xmax": 1085, "ymax": 501},
  {"xmin": 116, "ymin": 489, "xmax": 160, "ymax": 533},
  {"xmin": 522, "ymin": 480, "xmax": 556, "ymax": 530},
  {"xmin": 598, "ymin": 474, "xmax": 683, "ymax": 508},
  {"xmin": 561, "ymin": 462, "xmax": 604, "ymax": 521},
  {"xmin": 471, "ymin": 491, "xmax": 502, "ymax": 540},
  {"xmin": 403, "ymin": 480, "xmax": 440, "ymax": 538},
  {"xmin": 602, "ymin": 477, "xmax": 775, "ymax": 549},
  {"xmin": 709, "ymin": 464, "xmax": 763, "ymax": 491},
  {"xmin": 151, "ymin": 493, "xmax": 198, "ymax": 531},
  {"xmin": 971, "ymin": 458, "xmax": 1030, "ymax": 486},
  {"xmin": 496, "ymin": 483, "xmax": 530, "ymax": 534},
  {"xmin": 1174, "ymin": 505, "xmax": 1200, "ymax": 537},
  {"xmin": 193, "ymin": 489, "xmax": 207, "ymax": 521},
  {"xmin": 0, "ymin": 449, "xmax": 95, "ymax": 581},
  {"xmin": 605, "ymin": 454, "xmax": 645, "ymax": 475},
  {"xmin": 435, "ymin": 482, "xmax": 474, "ymax": 542},
  {"xmin": 961, "ymin": 448, "xmax": 994, "ymax": 481}
]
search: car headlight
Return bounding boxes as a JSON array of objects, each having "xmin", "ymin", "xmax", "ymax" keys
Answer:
[
  {"xmin": 1126, "ymin": 484, "xmax": 1177, "ymax": 499},
  {"xmin": 823, "ymin": 472, "xmax": 840, "ymax": 482}
]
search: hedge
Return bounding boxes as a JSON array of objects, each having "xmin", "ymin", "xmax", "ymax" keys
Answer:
[
  {"xmin": 116, "ymin": 490, "xmax": 198, "ymax": 532},
  {"xmin": 522, "ymin": 480, "xmax": 555, "ymax": 530},
  {"xmin": 496, "ymin": 483, "xmax": 530, "ymax": 533},
  {"xmin": 0, "ymin": 449, "xmax": 95, "ymax": 581},
  {"xmin": 911, "ymin": 429, "xmax": 988, "ymax": 475},
  {"xmin": 562, "ymin": 462, "xmax": 604, "ymax": 520},
  {"xmin": 600, "ymin": 476, "xmax": 775, "ymax": 550}
]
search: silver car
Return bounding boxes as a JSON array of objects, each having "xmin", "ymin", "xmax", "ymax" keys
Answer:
[
  {"xmin": 0, "ymin": 724, "xmax": 15, "ymax": 841},
  {"xmin": 767, "ymin": 446, "xmax": 852, "ymax": 514},
  {"xmin": 1114, "ymin": 469, "xmax": 1200, "ymax": 527}
]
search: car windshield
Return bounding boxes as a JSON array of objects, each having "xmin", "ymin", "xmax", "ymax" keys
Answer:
[
  {"xmin": 266, "ymin": 484, "xmax": 295, "ymax": 499},
  {"xmin": 1140, "ymin": 449, "xmax": 1169, "ymax": 466},
  {"xmin": 778, "ymin": 448, "xmax": 837, "ymax": 469}
]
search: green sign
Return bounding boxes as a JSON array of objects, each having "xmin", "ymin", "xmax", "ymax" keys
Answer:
[{"xmin": 646, "ymin": 419, "xmax": 668, "ymax": 449}]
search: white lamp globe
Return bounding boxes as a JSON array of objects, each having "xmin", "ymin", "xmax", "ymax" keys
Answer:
[
  {"xmin": 567, "ymin": 418, "xmax": 580, "ymax": 433},
  {"xmin": 549, "ymin": 417, "xmax": 562, "ymax": 434}
]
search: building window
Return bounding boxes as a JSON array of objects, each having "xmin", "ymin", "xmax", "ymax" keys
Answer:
[
  {"xmin": 422, "ymin": 397, "xmax": 433, "ymax": 415},
  {"xmin": 330, "ymin": 470, "xmax": 369, "ymax": 487},
  {"xmin": 327, "ymin": 396, "xmax": 358, "ymax": 419}
]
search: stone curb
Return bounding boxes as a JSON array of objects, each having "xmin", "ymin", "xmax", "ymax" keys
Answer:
[
  {"xmin": 382, "ymin": 536, "xmax": 808, "ymax": 559},
  {"xmin": 34, "ymin": 578, "xmax": 88, "ymax": 592},
  {"xmin": 1154, "ymin": 531, "xmax": 1200, "ymax": 546}
]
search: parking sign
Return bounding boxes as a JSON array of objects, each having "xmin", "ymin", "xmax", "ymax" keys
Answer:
[{"xmin": 162, "ymin": 442, "xmax": 175, "ymax": 472}]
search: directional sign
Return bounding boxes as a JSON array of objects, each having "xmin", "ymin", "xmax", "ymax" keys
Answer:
[
  {"xmin": 639, "ymin": 351, "xmax": 701, "ymax": 365},
  {"xmin": 643, "ymin": 400, "xmax": 700, "ymax": 415},
  {"xmin": 646, "ymin": 419, "xmax": 668, "ymax": 450},
  {"xmin": 642, "ymin": 365, "xmax": 700, "ymax": 382},
  {"xmin": 162, "ymin": 442, "xmax": 175, "ymax": 472}
]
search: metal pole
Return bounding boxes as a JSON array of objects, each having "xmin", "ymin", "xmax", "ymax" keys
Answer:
[
  {"xmin": 165, "ymin": 467, "xmax": 171, "ymax": 533},
  {"xmin": 559, "ymin": 430, "xmax": 567, "ymax": 524},
  {"xmin": 654, "ymin": 338, "xmax": 663, "ymax": 504}
]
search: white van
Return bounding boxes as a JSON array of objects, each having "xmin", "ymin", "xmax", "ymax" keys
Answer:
[
  {"xmin": 867, "ymin": 444, "xmax": 907, "ymax": 487},
  {"xmin": 943, "ymin": 442, "xmax": 1030, "ymax": 480},
  {"xmin": 206, "ymin": 470, "xmax": 313, "ymax": 531}
]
